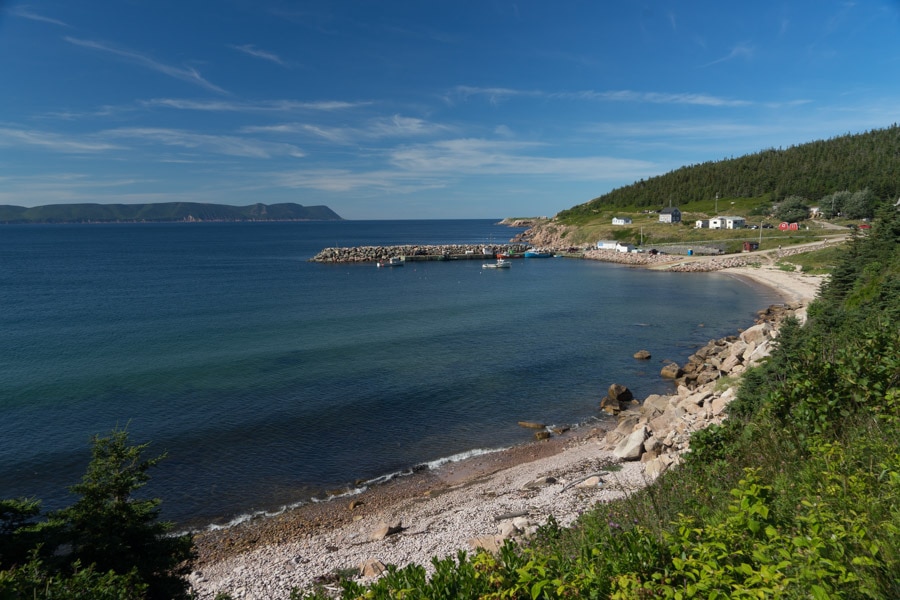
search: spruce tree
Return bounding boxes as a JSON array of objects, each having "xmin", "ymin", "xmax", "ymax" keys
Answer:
[{"xmin": 49, "ymin": 428, "xmax": 195, "ymax": 600}]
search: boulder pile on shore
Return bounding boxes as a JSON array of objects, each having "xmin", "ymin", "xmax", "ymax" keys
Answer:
[{"xmin": 599, "ymin": 302, "xmax": 799, "ymax": 479}]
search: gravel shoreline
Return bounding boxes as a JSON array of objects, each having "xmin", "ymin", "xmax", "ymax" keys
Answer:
[
  {"xmin": 188, "ymin": 259, "xmax": 825, "ymax": 599},
  {"xmin": 190, "ymin": 425, "xmax": 642, "ymax": 599}
]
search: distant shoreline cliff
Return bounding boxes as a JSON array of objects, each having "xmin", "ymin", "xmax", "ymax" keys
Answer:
[{"xmin": 0, "ymin": 202, "xmax": 342, "ymax": 224}]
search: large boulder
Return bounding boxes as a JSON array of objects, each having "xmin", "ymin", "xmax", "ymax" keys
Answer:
[
  {"xmin": 359, "ymin": 559, "xmax": 387, "ymax": 578},
  {"xmin": 660, "ymin": 362, "xmax": 683, "ymax": 379},
  {"xmin": 601, "ymin": 383, "xmax": 634, "ymax": 414},
  {"xmin": 614, "ymin": 426, "xmax": 647, "ymax": 460},
  {"xmin": 740, "ymin": 322, "xmax": 773, "ymax": 346},
  {"xmin": 468, "ymin": 535, "xmax": 504, "ymax": 553},
  {"xmin": 607, "ymin": 383, "xmax": 634, "ymax": 403},
  {"xmin": 641, "ymin": 394, "xmax": 671, "ymax": 418},
  {"xmin": 370, "ymin": 520, "xmax": 403, "ymax": 541}
]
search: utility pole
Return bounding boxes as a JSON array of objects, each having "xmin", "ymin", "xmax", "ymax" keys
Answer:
[{"xmin": 715, "ymin": 193, "xmax": 719, "ymax": 214}]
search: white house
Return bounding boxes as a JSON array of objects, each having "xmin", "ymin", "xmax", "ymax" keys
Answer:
[
  {"xmin": 596, "ymin": 240, "xmax": 618, "ymax": 250},
  {"xmin": 695, "ymin": 219, "xmax": 710, "ymax": 229},
  {"xmin": 612, "ymin": 216, "xmax": 633, "ymax": 225},
  {"xmin": 615, "ymin": 242, "xmax": 635, "ymax": 253},
  {"xmin": 710, "ymin": 216, "xmax": 746, "ymax": 230},
  {"xmin": 659, "ymin": 207, "xmax": 681, "ymax": 224}
]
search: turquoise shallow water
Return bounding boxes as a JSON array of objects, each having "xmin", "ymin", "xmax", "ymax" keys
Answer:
[{"xmin": 0, "ymin": 220, "xmax": 779, "ymax": 527}]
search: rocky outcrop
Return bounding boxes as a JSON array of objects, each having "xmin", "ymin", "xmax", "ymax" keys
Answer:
[
  {"xmin": 511, "ymin": 222, "xmax": 583, "ymax": 249},
  {"xmin": 499, "ymin": 218, "xmax": 549, "ymax": 229}
]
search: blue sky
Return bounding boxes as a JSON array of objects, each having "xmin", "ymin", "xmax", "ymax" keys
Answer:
[{"xmin": 1, "ymin": 1, "xmax": 899, "ymax": 219}]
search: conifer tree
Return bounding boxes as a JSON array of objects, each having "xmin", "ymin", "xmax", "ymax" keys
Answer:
[{"xmin": 48, "ymin": 428, "xmax": 195, "ymax": 600}]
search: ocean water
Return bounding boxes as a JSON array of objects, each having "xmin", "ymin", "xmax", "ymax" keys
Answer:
[{"xmin": 0, "ymin": 220, "xmax": 779, "ymax": 528}]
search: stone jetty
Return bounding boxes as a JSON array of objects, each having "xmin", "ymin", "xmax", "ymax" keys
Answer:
[{"xmin": 309, "ymin": 244, "xmax": 530, "ymax": 263}]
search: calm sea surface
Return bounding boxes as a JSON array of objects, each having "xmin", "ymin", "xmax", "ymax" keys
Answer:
[{"xmin": 0, "ymin": 220, "xmax": 779, "ymax": 527}]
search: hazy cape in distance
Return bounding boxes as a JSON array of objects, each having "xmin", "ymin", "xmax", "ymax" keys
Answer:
[{"xmin": 0, "ymin": 202, "xmax": 342, "ymax": 224}]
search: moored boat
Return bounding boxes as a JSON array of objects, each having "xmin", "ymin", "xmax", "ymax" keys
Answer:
[
  {"xmin": 482, "ymin": 258, "xmax": 511, "ymax": 269},
  {"xmin": 523, "ymin": 249, "xmax": 552, "ymax": 258},
  {"xmin": 376, "ymin": 257, "xmax": 404, "ymax": 267}
]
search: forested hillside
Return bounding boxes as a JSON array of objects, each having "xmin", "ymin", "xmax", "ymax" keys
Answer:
[
  {"xmin": 0, "ymin": 202, "xmax": 342, "ymax": 224},
  {"xmin": 559, "ymin": 125, "xmax": 900, "ymax": 220}
]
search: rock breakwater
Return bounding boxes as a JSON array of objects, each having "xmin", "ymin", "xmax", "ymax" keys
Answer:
[{"xmin": 310, "ymin": 244, "xmax": 530, "ymax": 263}]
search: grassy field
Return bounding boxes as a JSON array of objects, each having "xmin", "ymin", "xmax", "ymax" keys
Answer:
[{"xmin": 571, "ymin": 210, "xmax": 846, "ymax": 251}]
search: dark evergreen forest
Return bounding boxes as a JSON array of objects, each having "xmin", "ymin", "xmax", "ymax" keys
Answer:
[{"xmin": 559, "ymin": 125, "xmax": 900, "ymax": 220}]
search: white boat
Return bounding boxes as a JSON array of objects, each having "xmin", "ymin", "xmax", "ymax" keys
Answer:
[
  {"xmin": 376, "ymin": 257, "xmax": 404, "ymax": 267},
  {"xmin": 482, "ymin": 258, "xmax": 511, "ymax": 269}
]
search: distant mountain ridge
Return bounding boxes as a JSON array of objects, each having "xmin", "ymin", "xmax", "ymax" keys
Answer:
[{"xmin": 0, "ymin": 202, "xmax": 342, "ymax": 224}]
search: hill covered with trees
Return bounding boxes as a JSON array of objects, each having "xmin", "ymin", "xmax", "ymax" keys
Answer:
[
  {"xmin": 0, "ymin": 202, "xmax": 342, "ymax": 224},
  {"xmin": 558, "ymin": 125, "xmax": 900, "ymax": 221}
]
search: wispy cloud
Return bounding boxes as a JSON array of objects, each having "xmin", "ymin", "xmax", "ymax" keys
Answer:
[
  {"xmin": 101, "ymin": 127, "xmax": 305, "ymax": 158},
  {"xmin": 140, "ymin": 98, "xmax": 366, "ymax": 112},
  {"xmin": 242, "ymin": 115, "xmax": 452, "ymax": 144},
  {"xmin": 588, "ymin": 120, "xmax": 777, "ymax": 139},
  {"xmin": 560, "ymin": 90, "xmax": 753, "ymax": 107},
  {"xmin": 7, "ymin": 7, "xmax": 70, "ymax": 27},
  {"xmin": 0, "ymin": 127, "xmax": 119, "ymax": 152},
  {"xmin": 698, "ymin": 43, "xmax": 755, "ymax": 68},
  {"xmin": 268, "ymin": 136, "xmax": 658, "ymax": 197},
  {"xmin": 64, "ymin": 37, "xmax": 227, "ymax": 94},
  {"xmin": 389, "ymin": 138, "xmax": 656, "ymax": 180},
  {"xmin": 229, "ymin": 44, "xmax": 289, "ymax": 67},
  {"xmin": 272, "ymin": 168, "xmax": 447, "ymax": 194},
  {"xmin": 453, "ymin": 85, "xmax": 751, "ymax": 107},
  {"xmin": 451, "ymin": 86, "xmax": 541, "ymax": 104}
]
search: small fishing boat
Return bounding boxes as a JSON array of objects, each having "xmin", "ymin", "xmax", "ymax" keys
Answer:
[
  {"xmin": 376, "ymin": 257, "xmax": 404, "ymax": 267},
  {"xmin": 482, "ymin": 258, "xmax": 511, "ymax": 269},
  {"xmin": 523, "ymin": 249, "xmax": 552, "ymax": 258}
]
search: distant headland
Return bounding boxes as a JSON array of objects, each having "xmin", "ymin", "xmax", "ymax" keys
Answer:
[{"xmin": 0, "ymin": 202, "xmax": 343, "ymax": 224}]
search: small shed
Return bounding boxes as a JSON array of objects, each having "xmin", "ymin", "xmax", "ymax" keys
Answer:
[
  {"xmin": 710, "ymin": 216, "xmax": 745, "ymax": 230},
  {"xmin": 743, "ymin": 241, "xmax": 759, "ymax": 252}
]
